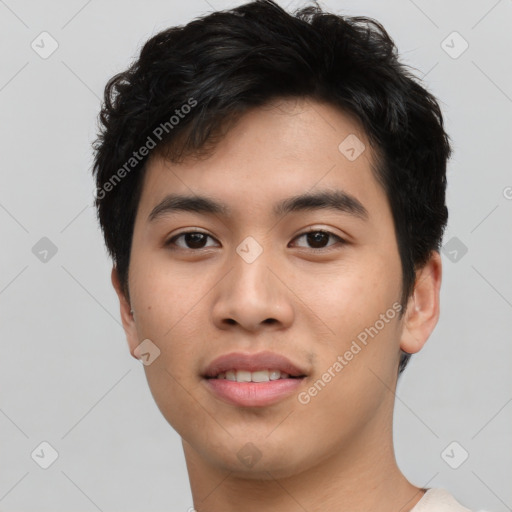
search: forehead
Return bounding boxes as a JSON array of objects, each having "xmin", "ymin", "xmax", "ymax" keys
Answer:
[{"xmin": 136, "ymin": 98, "xmax": 387, "ymax": 223}]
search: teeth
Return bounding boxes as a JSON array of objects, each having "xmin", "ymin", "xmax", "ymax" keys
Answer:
[
  {"xmin": 252, "ymin": 370, "xmax": 270, "ymax": 382},
  {"xmin": 237, "ymin": 370, "xmax": 252, "ymax": 382},
  {"xmin": 269, "ymin": 370, "xmax": 281, "ymax": 380},
  {"xmin": 216, "ymin": 370, "xmax": 294, "ymax": 382}
]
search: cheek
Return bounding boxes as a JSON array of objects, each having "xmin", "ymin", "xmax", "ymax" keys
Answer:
[
  {"xmin": 130, "ymin": 254, "xmax": 205, "ymax": 338},
  {"xmin": 301, "ymin": 251, "xmax": 403, "ymax": 390},
  {"xmin": 128, "ymin": 262, "xmax": 211, "ymax": 412},
  {"xmin": 132, "ymin": 271, "xmax": 208, "ymax": 437},
  {"xmin": 143, "ymin": 362, "xmax": 215, "ymax": 446},
  {"xmin": 297, "ymin": 311, "xmax": 402, "ymax": 448},
  {"xmin": 302, "ymin": 253, "xmax": 400, "ymax": 337}
]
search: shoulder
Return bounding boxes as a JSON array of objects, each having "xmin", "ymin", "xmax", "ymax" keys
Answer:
[{"xmin": 411, "ymin": 488, "xmax": 489, "ymax": 512}]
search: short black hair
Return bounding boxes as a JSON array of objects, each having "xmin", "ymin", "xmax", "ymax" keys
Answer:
[{"xmin": 92, "ymin": 0, "xmax": 452, "ymax": 374}]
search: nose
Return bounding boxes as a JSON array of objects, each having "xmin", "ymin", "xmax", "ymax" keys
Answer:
[{"xmin": 211, "ymin": 243, "xmax": 294, "ymax": 333}]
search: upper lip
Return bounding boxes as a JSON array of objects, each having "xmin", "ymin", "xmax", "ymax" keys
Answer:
[{"xmin": 202, "ymin": 351, "xmax": 308, "ymax": 378}]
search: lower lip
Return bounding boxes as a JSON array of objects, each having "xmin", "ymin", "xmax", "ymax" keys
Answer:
[{"xmin": 203, "ymin": 377, "xmax": 304, "ymax": 407}]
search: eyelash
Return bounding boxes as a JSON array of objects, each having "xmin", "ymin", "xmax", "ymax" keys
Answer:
[{"xmin": 164, "ymin": 228, "xmax": 346, "ymax": 252}]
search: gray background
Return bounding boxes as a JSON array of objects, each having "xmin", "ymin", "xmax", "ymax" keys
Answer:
[{"xmin": 0, "ymin": 0, "xmax": 511, "ymax": 510}]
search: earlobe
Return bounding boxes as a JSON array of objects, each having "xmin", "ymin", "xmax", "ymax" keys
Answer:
[
  {"xmin": 399, "ymin": 251, "xmax": 442, "ymax": 355},
  {"xmin": 111, "ymin": 267, "xmax": 140, "ymax": 360}
]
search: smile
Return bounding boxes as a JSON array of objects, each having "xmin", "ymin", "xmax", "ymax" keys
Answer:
[{"xmin": 210, "ymin": 369, "xmax": 302, "ymax": 382}]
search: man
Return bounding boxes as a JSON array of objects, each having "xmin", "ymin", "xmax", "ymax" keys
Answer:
[{"xmin": 92, "ymin": 1, "xmax": 481, "ymax": 510}]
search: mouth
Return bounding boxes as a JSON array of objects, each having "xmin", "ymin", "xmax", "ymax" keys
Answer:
[
  {"xmin": 205, "ymin": 369, "xmax": 305, "ymax": 382},
  {"xmin": 202, "ymin": 351, "xmax": 308, "ymax": 407}
]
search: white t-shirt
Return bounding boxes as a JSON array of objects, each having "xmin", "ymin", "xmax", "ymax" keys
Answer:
[{"xmin": 411, "ymin": 488, "xmax": 488, "ymax": 512}]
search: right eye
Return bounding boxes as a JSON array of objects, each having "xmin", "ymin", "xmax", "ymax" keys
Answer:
[{"xmin": 164, "ymin": 231, "xmax": 219, "ymax": 251}]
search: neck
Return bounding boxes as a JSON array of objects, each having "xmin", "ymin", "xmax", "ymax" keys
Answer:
[{"xmin": 183, "ymin": 410, "xmax": 425, "ymax": 512}]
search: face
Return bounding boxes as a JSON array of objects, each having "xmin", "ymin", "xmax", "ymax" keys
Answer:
[{"xmin": 113, "ymin": 97, "xmax": 440, "ymax": 479}]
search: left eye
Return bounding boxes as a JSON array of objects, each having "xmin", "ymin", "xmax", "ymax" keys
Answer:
[
  {"xmin": 165, "ymin": 230, "xmax": 344, "ymax": 251},
  {"xmin": 291, "ymin": 230, "xmax": 344, "ymax": 250}
]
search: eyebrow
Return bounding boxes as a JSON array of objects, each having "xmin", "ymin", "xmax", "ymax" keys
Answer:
[{"xmin": 148, "ymin": 189, "xmax": 369, "ymax": 223}]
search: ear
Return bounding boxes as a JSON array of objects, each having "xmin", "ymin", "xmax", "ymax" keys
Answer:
[
  {"xmin": 111, "ymin": 267, "xmax": 140, "ymax": 360},
  {"xmin": 400, "ymin": 250, "xmax": 442, "ymax": 355}
]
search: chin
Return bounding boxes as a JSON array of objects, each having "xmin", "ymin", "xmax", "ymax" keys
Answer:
[{"xmin": 196, "ymin": 433, "xmax": 317, "ymax": 480}]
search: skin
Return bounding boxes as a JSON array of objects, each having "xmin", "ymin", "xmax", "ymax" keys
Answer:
[{"xmin": 112, "ymin": 97, "xmax": 442, "ymax": 511}]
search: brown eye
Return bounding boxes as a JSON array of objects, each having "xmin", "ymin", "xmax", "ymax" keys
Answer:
[
  {"xmin": 292, "ymin": 230, "xmax": 345, "ymax": 250},
  {"xmin": 165, "ymin": 229, "xmax": 345, "ymax": 252},
  {"xmin": 165, "ymin": 231, "xmax": 217, "ymax": 250}
]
